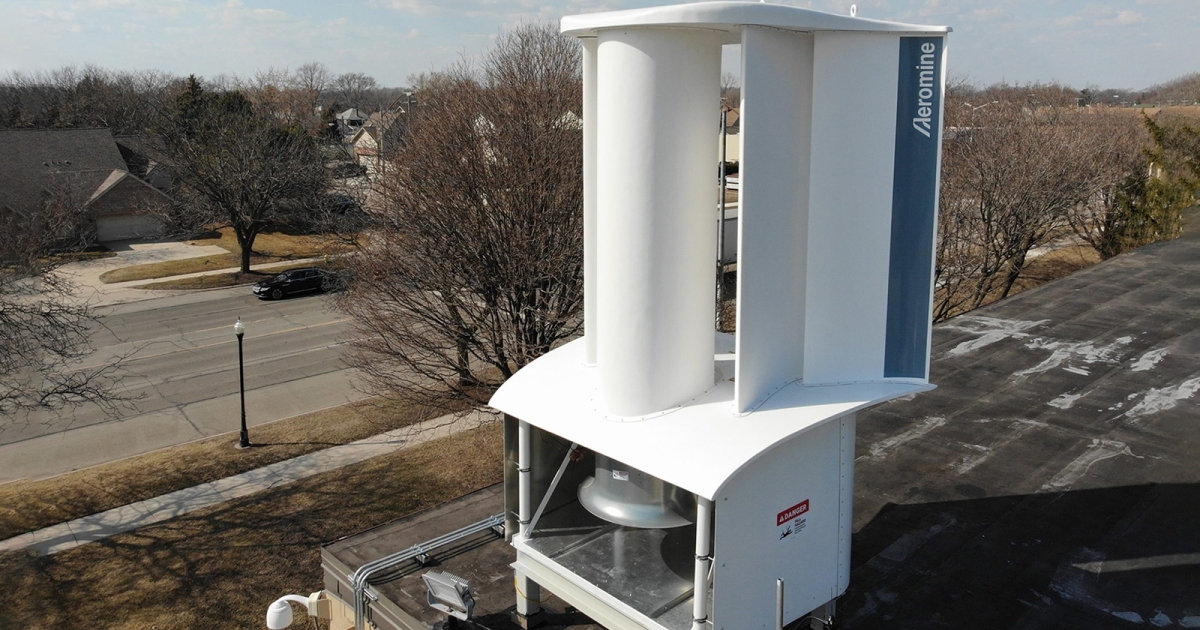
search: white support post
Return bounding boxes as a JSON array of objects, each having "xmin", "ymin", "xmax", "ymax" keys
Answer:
[
  {"xmin": 775, "ymin": 578, "xmax": 785, "ymax": 630},
  {"xmin": 518, "ymin": 420, "xmax": 532, "ymax": 537},
  {"xmin": 514, "ymin": 571, "xmax": 544, "ymax": 627},
  {"xmin": 692, "ymin": 497, "xmax": 713, "ymax": 630},
  {"xmin": 515, "ymin": 421, "xmax": 543, "ymax": 625}
]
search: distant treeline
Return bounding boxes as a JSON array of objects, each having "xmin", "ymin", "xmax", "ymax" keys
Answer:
[
  {"xmin": 0, "ymin": 63, "xmax": 413, "ymax": 137},
  {"xmin": 951, "ymin": 74, "xmax": 1200, "ymax": 108}
]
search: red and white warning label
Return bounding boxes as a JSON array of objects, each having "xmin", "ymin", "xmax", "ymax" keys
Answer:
[{"xmin": 777, "ymin": 499, "xmax": 809, "ymax": 541}]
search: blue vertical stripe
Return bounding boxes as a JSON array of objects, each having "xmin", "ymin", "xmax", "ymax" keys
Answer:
[{"xmin": 884, "ymin": 36, "xmax": 942, "ymax": 379}]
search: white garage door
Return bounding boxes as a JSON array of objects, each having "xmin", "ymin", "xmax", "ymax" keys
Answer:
[{"xmin": 96, "ymin": 214, "xmax": 164, "ymax": 242}]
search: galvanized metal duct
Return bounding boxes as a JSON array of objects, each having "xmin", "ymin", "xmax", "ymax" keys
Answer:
[{"xmin": 578, "ymin": 455, "xmax": 696, "ymax": 528}]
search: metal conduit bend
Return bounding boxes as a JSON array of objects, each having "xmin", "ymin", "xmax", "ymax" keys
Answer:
[{"xmin": 351, "ymin": 513, "xmax": 505, "ymax": 630}]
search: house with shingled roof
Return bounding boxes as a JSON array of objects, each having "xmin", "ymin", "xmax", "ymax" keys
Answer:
[{"xmin": 0, "ymin": 128, "xmax": 171, "ymax": 243}]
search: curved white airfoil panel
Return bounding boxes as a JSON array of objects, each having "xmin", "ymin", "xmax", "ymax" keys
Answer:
[{"xmin": 594, "ymin": 28, "xmax": 721, "ymax": 416}]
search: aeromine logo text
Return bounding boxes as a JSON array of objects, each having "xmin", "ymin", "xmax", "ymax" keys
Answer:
[{"xmin": 911, "ymin": 41, "xmax": 939, "ymax": 138}]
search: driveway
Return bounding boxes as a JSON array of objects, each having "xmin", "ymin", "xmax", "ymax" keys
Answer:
[{"xmin": 53, "ymin": 238, "xmax": 230, "ymax": 306}]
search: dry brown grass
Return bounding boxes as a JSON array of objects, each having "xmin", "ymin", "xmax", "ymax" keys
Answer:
[
  {"xmin": 98, "ymin": 228, "xmax": 353, "ymax": 284},
  {"xmin": 932, "ymin": 244, "xmax": 1104, "ymax": 321},
  {"xmin": 0, "ymin": 422, "xmax": 504, "ymax": 630},
  {"xmin": 1007, "ymin": 244, "xmax": 1102, "ymax": 298},
  {"xmin": 188, "ymin": 227, "xmax": 354, "ymax": 260},
  {"xmin": 0, "ymin": 397, "xmax": 444, "ymax": 541},
  {"xmin": 136, "ymin": 260, "xmax": 343, "ymax": 291},
  {"xmin": 99, "ymin": 252, "xmax": 268, "ymax": 283}
]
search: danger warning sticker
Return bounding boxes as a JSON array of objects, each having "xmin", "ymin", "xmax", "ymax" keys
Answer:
[
  {"xmin": 777, "ymin": 500, "xmax": 810, "ymax": 526},
  {"xmin": 777, "ymin": 500, "xmax": 809, "ymax": 542}
]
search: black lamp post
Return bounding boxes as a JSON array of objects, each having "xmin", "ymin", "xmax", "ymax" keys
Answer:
[{"xmin": 234, "ymin": 317, "xmax": 250, "ymax": 448}]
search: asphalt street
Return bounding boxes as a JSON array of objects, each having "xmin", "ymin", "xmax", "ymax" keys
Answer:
[{"xmin": 0, "ymin": 285, "xmax": 369, "ymax": 482}]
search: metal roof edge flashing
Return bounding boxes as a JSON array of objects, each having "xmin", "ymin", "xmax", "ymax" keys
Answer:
[{"xmin": 561, "ymin": 2, "xmax": 949, "ymax": 38}]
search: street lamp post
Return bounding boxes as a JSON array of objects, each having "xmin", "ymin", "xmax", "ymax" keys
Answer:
[{"xmin": 234, "ymin": 317, "xmax": 250, "ymax": 449}]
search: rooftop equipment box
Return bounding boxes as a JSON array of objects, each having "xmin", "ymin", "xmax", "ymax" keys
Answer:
[{"xmin": 490, "ymin": 3, "xmax": 949, "ymax": 629}]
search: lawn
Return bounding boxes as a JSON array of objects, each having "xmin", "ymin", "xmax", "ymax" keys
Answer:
[
  {"xmin": 135, "ymin": 260, "xmax": 343, "ymax": 291},
  {"xmin": 0, "ymin": 397, "xmax": 449, "ymax": 541},
  {"xmin": 0, "ymin": 422, "xmax": 503, "ymax": 630},
  {"xmin": 1008, "ymin": 244, "xmax": 1102, "ymax": 295},
  {"xmin": 98, "ymin": 227, "xmax": 355, "ymax": 284}
]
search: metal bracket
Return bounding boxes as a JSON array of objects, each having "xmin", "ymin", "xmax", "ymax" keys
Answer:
[{"xmin": 524, "ymin": 442, "xmax": 579, "ymax": 538}]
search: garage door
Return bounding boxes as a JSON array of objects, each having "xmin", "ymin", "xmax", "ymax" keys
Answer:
[{"xmin": 96, "ymin": 214, "xmax": 164, "ymax": 242}]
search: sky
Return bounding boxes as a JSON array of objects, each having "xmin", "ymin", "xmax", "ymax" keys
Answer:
[{"xmin": 0, "ymin": 0, "xmax": 1196, "ymax": 91}]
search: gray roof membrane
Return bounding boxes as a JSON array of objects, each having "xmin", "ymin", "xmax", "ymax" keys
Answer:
[
  {"xmin": 844, "ymin": 211, "xmax": 1200, "ymax": 628},
  {"xmin": 0, "ymin": 128, "xmax": 127, "ymax": 213}
]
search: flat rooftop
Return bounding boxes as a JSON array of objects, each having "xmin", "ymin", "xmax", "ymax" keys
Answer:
[
  {"xmin": 845, "ymin": 213, "xmax": 1200, "ymax": 628},
  {"xmin": 324, "ymin": 214, "xmax": 1200, "ymax": 629}
]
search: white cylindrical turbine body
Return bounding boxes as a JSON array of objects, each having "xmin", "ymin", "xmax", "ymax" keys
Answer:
[
  {"xmin": 595, "ymin": 28, "xmax": 720, "ymax": 416},
  {"xmin": 582, "ymin": 37, "xmax": 599, "ymax": 366}
]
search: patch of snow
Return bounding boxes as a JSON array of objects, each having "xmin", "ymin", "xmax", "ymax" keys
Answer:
[
  {"xmin": 1150, "ymin": 612, "xmax": 1173, "ymax": 627},
  {"xmin": 1112, "ymin": 611, "xmax": 1145, "ymax": 623},
  {"xmin": 1049, "ymin": 393, "xmax": 1083, "ymax": 409},
  {"xmin": 1124, "ymin": 376, "xmax": 1200, "ymax": 420},
  {"xmin": 942, "ymin": 316, "xmax": 1049, "ymax": 356},
  {"xmin": 1041, "ymin": 439, "xmax": 1142, "ymax": 492},
  {"xmin": 951, "ymin": 419, "xmax": 1045, "ymax": 474},
  {"xmin": 1015, "ymin": 336, "xmax": 1133, "ymax": 378},
  {"xmin": 861, "ymin": 416, "xmax": 947, "ymax": 462},
  {"xmin": 1131, "ymin": 347, "xmax": 1170, "ymax": 372}
]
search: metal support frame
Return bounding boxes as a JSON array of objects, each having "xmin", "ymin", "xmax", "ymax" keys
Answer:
[
  {"xmin": 692, "ymin": 497, "xmax": 713, "ymax": 630},
  {"xmin": 350, "ymin": 513, "xmax": 504, "ymax": 630},
  {"xmin": 525, "ymin": 442, "xmax": 578, "ymax": 538}
]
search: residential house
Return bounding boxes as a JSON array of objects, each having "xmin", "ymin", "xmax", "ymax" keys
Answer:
[
  {"xmin": 349, "ymin": 110, "xmax": 401, "ymax": 176},
  {"xmin": 0, "ymin": 128, "xmax": 170, "ymax": 243},
  {"xmin": 114, "ymin": 135, "xmax": 174, "ymax": 192},
  {"xmin": 335, "ymin": 108, "xmax": 368, "ymax": 138},
  {"xmin": 720, "ymin": 107, "xmax": 740, "ymax": 165}
]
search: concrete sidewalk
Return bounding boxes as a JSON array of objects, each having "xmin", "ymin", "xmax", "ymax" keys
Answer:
[{"xmin": 0, "ymin": 410, "xmax": 496, "ymax": 556}]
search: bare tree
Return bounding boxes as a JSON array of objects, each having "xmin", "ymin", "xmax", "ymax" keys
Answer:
[
  {"xmin": 156, "ymin": 77, "xmax": 330, "ymax": 273},
  {"xmin": 934, "ymin": 88, "xmax": 1142, "ymax": 320},
  {"xmin": 0, "ymin": 187, "xmax": 131, "ymax": 421},
  {"xmin": 294, "ymin": 62, "xmax": 331, "ymax": 131},
  {"xmin": 1061, "ymin": 112, "xmax": 1178, "ymax": 259},
  {"xmin": 333, "ymin": 72, "xmax": 379, "ymax": 110},
  {"xmin": 720, "ymin": 71, "xmax": 740, "ymax": 110},
  {"xmin": 334, "ymin": 22, "xmax": 583, "ymax": 411},
  {"xmin": 1, "ymin": 65, "xmax": 177, "ymax": 134},
  {"xmin": 295, "ymin": 62, "xmax": 331, "ymax": 97}
]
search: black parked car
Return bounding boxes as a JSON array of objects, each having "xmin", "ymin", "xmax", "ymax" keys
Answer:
[{"xmin": 252, "ymin": 268, "xmax": 329, "ymax": 300}]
